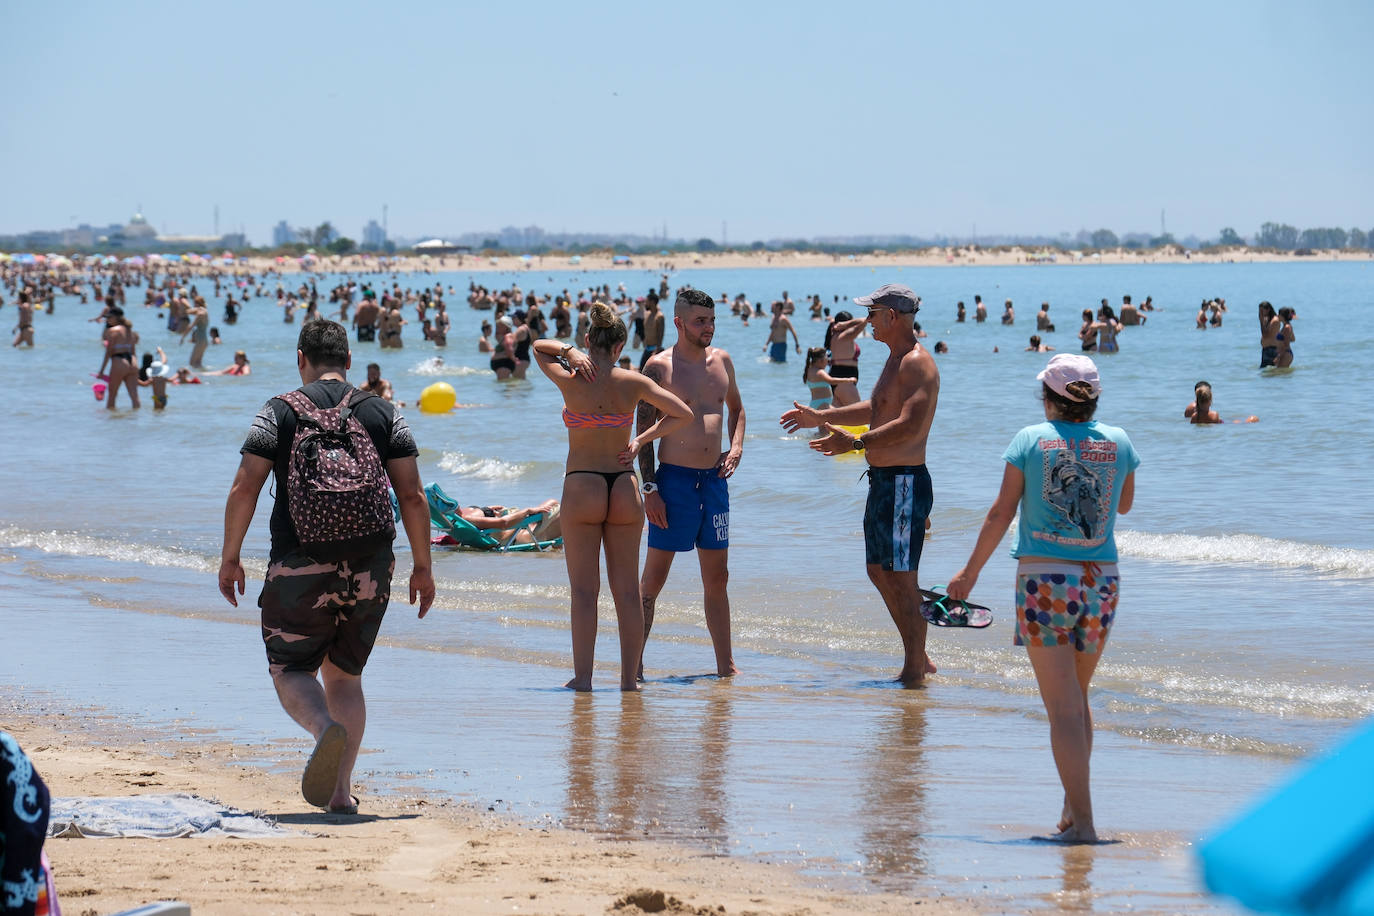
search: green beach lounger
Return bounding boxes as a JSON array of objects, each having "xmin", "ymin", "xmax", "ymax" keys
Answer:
[{"xmin": 424, "ymin": 481, "xmax": 561, "ymax": 552}]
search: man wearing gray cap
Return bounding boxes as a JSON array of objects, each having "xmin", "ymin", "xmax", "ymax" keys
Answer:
[{"xmin": 780, "ymin": 283, "xmax": 941, "ymax": 685}]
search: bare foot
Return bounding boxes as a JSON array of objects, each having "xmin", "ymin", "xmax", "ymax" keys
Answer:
[
  {"xmin": 924, "ymin": 654, "xmax": 937, "ymax": 674},
  {"xmin": 894, "ymin": 669, "xmax": 926, "ymax": 687},
  {"xmin": 1058, "ymin": 798, "xmax": 1073, "ymax": 834},
  {"xmin": 564, "ymin": 676, "xmax": 592, "ymax": 692},
  {"xmin": 619, "ymin": 681, "xmax": 641, "ymax": 692},
  {"xmin": 1047, "ymin": 823, "xmax": 1097, "ymax": 844},
  {"xmin": 717, "ymin": 663, "xmax": 739, "ymax": 677}
]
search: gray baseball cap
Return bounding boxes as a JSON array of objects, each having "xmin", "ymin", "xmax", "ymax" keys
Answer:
[{"xmin": 853, "ymin": 283, "xmax": 920, "ymax": 313}]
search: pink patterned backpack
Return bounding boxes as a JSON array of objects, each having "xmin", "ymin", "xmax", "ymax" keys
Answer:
[{"xmin": 278, "ymin": 387, "xmax": 395, "ymax": 553}]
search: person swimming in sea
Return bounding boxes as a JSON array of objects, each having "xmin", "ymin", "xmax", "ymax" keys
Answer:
[{"xmin": 1184, "ymin": 380, "xmax": 1223, "ymax": 424}]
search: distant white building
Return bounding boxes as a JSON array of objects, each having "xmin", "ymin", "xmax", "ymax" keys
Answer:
[
  {"xmin": 272, "ymin": 220, "xmax": 293, "ymax": 246},
  {"xmin": 124, "ymin": 211, "xmax": 157, "ymax": 242}
]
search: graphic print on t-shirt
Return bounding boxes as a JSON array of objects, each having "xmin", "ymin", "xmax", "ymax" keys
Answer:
[{"xmin": 1036, "ymin": 437, "xmax": 1118, "ymax": 546}]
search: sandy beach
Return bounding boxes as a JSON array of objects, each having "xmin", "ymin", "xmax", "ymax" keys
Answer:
[
  {"xmin": 9, "ymin": 246, "xmax": 1365, "ymax": 279},
  {"xmin": 9, "ymin": 709, "xmax": 974, "ymax": 916}
]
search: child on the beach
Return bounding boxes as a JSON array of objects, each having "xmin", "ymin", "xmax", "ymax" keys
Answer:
[{"xmin": 138, "ymin": 347, "xmax": 173, "ymax": 409}]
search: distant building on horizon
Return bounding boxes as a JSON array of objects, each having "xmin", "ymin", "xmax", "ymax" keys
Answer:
[
  {"xmin": 362, "ymin": 219, "xmax": 386, "ymax": 250},
  {"xmin": 272, "ymin": 220, "xmax": 293, "ymax": 247}
]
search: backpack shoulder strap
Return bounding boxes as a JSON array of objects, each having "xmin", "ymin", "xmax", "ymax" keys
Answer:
[{"xmin": 276, "ymin": 389, "xmax": 313, "ymax": 416}]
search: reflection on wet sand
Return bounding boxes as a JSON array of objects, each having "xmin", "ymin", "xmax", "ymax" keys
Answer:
[
  {"xmin": 1050, "ymin": 842, "xmax": 1097, "ymax": 912},
  {"xmin": 563, "ymin": 685, "xmax": 735, "ymax": 849},
  {"xmin": 858, "ymin": 697, "xmax": 930, "ymax": 878}
]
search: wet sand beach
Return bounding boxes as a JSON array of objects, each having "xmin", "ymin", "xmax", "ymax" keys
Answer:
[{"xmin": 7, "ymin": 711, "xmax": 972, "ymax": 916}]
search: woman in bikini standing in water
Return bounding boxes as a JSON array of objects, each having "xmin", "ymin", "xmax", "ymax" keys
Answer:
[
  {"xmin": 533, "ymin": 303, "xmax": 691, "ymax": 691},
  {"xmin": 98, "ymin": 307, "xmax": 141, "ymax": 409}
]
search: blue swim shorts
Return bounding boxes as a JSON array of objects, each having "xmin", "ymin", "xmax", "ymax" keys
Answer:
[
  {"xmin": 863, "ymin": 465, "xmax": 933, "ymax": 572},
  {"xmin": 648, "ymin": 462, "xmax": 729, "ymax": 551},
  {"xmin": 769, "ymin": 340, "xmax": 788, "ymax": 362}
]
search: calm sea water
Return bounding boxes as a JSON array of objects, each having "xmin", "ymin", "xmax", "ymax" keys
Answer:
[{"xmin": 3, "ymin": 259, "xmax": 1372, "ymax": 911}]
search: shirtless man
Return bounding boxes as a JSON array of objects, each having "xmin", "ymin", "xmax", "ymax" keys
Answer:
[
  {"xmin": 1036, "ymin": 302, "xmax": 1055, "ymax": 331},
  {"xmin": 353, "ymin": 292, "xmax": 380, "ymax": 342},
  {"xmin": 360, "ymin": 362, "xmax": 394, "ymax": 401},
  {"xmin": 763, "ymin": 301, "xmax": 801, "ymax": 362},
  {"xmin": 639, "ymin": 293, "xmax": 666, "ymax": 370},
  {"xmin": 637, "ymin": 289, "xmax": 745, "ymax": 679},
  {"xmin": 780, "ymin": 283, "xmax": 941, "ymax": 685},
  {"xmin": 1119, "ymin": 295, "xmax": 1143, "ymax": 326},
  {"xmin": 974, "ymin": 294, "xmax": 987, "ymax": 323},
  {"xmin": 826, "ymin": 311, "xmax": 866, "ymax": 406}
]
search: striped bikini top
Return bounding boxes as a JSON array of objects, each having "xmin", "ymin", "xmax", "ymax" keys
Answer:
[{"xmin": 563, "ymin": 407, "xmax": 633, "ymax": 429}]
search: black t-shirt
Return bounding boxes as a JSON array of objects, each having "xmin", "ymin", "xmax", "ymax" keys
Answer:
[{"xmin": 241, "ymin": 378, "xmax": 418, "ymax": 561}]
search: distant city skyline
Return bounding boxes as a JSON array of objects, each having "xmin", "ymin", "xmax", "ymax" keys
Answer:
[
  {"xmin": 6, "ymin": 207, "xmax": 1368, "ymax": 253},
  {"xmin": 2, "ymin": 1, "xmax": 1370, "ymax": 246}
]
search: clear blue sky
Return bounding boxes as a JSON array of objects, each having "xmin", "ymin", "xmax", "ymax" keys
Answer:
[{"xmin": 2, "ymin": 0, "xmax": 1370, "ymax": 244}]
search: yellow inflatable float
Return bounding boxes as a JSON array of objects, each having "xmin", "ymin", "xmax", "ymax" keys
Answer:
[{"xmin": 832, "ymin": 424, "xmax": 869, "ymax": 458}]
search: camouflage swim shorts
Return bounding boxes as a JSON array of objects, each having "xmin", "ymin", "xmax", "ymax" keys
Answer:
[{"xmin": 258, "ymin": 547, "xmax": 395, "ymax": 676}]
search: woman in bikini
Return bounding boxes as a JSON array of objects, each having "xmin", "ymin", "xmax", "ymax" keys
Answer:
[
  {"xmin": 824, "ymin": 311, "xmax": 865, "ymax": 406},
  {"xmin": 1093, "ymin": 305, "xmax": 1122, "ymax": 354},
  {"xmin": 489, "ymin": 317, "xmax": 516, "ymax": 378},
  {"xmin": 533, "ymin": 302, "xmax": 690, "ymax": 691},
  {"xmin": 98, "ymin": 307, "xmax": 141, "ymax": 409},
  {"xmin": 181, "ymin": 296, "xmax": 211, "ymax": 369},
  {"xmin": 947, "ymin": 355, "xmax": 1138, "ymax": 844},
  {"xmin": 1276, "ymin": 307, "xmax": 1296, "ymax": 368}
]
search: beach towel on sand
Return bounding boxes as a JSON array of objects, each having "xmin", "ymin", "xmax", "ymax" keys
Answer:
[{"xmin": 47, "ymin": 794, "xmax": 296, "ymax": 839}]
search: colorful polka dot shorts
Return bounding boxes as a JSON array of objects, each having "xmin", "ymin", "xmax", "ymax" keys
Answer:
[{"xmin": 1014, "ymin": 569, "xmax": 1118, "ymax": 653}]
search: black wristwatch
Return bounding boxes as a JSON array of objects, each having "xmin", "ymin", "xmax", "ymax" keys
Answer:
[{"xmin": 852, "ymin": 435, "xmax": 865, "ymax": 452}]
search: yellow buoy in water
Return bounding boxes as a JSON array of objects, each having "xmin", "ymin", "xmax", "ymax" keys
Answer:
[{"xmin": 418, "ymin": 382, "xmax": 456, "ymax": 413}]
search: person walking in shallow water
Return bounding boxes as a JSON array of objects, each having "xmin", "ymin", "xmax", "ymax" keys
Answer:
[
  {"xmin": 946, "ymin": 354, "xmax": 1139, "ymax": 843},
  {"xmin": 781, "ymin": 283, "xmax": 940, "ymax": 686},
  {"xmin": 218, "ymin": 320, "xmax": 434, "ymax": 814}
]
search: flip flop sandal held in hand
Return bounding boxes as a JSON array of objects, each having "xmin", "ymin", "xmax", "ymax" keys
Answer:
[{"xmin": 919, "ymin": 586, "xmax": 994, "ymax": 628}]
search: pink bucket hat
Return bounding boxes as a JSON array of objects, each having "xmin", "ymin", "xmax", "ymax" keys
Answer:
[{"xmin": 1037, "ymin": 354, "xmax": 1101, "ymax": 401}]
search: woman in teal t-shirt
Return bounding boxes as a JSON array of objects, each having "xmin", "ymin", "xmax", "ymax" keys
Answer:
[{"xmin": 948, "ymin": 354, "xmax": 1140, "ymax": 844}]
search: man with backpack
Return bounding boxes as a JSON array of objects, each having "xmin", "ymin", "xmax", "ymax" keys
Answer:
[{"xmin": 218, "ymin": 320, "xmax": 435, "ymax": 814}]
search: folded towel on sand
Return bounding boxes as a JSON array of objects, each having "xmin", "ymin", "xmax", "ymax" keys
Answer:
[{"xmin": 48, "ymin": 794, "xmax": 295, "ymax": 839}]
